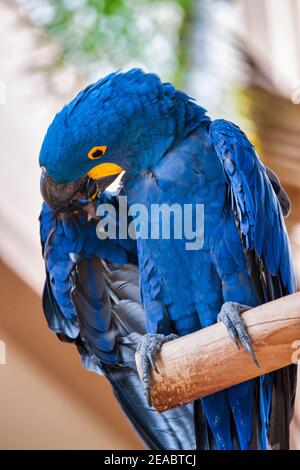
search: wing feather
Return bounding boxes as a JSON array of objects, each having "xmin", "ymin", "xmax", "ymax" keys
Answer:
[
  {"xmin": 209, "ymin": 119, "xmax": 297, "ymax": 449},
  {"xmin": 40, "ymin": 197, "xmax": 195, "ymax": 450}
]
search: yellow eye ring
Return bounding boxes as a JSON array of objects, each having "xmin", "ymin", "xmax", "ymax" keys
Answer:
[{"xmin": 88, "ymin": 145, "xmax": 107, "ymax": 160}]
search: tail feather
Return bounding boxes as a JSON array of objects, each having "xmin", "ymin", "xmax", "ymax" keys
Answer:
[{"xmin": 44, "ymin": 257, "xmax": 196, "ymax": 449}]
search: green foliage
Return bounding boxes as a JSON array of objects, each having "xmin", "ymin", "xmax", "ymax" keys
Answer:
[{"xmin": 17, "ymin": 0, "xmax": 196, "ymax": 85}]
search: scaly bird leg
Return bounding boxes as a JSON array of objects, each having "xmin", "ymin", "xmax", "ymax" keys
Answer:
[
  {"xmin": 137, "ymin": 333, "xmax": 178, "ymax": 406},
  {"xmin": 217, "ymin": 301, "xmax": 259, "ymax": 367}
]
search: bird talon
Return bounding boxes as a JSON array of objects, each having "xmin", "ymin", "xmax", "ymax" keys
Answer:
[
  {"xmin": 218, "ymin": 301, "xmax": 259, "ymax": 367},
  {"xmin": 153, "ymin": 359, "xmax": 160, "ymax": 374},
  {"xmin": 242, "ymin": 338, "xmax": 260, "ymax": 368},
  {"xmin": 137, "ymin": 333, "xmax": 177, "ymax": 405},
  {"xmin": 149, "ymin": 351, "xmax": 160, "ymax": 374},
  {"xmin": 227, "ymin": 324, "xmax": 240, "ymax": 348}
]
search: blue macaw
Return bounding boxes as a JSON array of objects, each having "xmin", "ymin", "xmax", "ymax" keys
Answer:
[
  {"xmin": 40, "ymin": 189, "xmax": 195, "ymax": 450},
  {"xmin": 39, "ymin": 69, "xmax": 297, "ymax": 450}
]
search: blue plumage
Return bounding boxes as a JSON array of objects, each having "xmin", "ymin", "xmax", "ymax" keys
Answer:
[
  {"xmin": 40, "ymin": 193, "xmax": 136, "ymax": 364},
  {"xmin": 39, "ymin": 69, "xmax": 297, "ymax": 450},
  {"xmin": 40, "ymin": 193, "xmax": 197, "ymax": 449}
]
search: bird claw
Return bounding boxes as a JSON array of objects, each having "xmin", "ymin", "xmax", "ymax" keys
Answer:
[
  {"xmin": 137, "ymin": 333, "xmax": 178, "ymax": 406},
  {"xmin": 217, "ymin": 301, "xmax": 260, "ymax": 368}
]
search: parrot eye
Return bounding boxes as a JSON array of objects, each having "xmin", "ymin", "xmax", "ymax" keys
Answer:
[{"xmin": 88, "ymin": 146, "xmax": 107, "ymax": 160}]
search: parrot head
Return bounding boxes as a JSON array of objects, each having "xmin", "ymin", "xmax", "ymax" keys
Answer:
[
  {"xmin": 39, "ymin": 68, "xmax": 208, "ymax": 212},
  {"xmin": 39, "ymin": 69, "xmax": 177, "ymax": 211}
]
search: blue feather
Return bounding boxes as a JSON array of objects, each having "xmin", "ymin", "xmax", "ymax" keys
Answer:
[{"xmin": 39, "ymin": 70, "xmax": 296, "ymax": 449}]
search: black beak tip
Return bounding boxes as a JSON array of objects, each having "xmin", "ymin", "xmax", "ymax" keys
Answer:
[
  {"xmin": 40, "ymin": 169, "xmax": 122, "ymax": 213},
  {"xmin": 39, "ymin": 169, "xmax": 81, "ymax": 211}
]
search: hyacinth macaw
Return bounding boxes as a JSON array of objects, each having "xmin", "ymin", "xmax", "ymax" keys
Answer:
[
  {"xmin": 40, "ymin": 189, "xmax": 195, "ymax": 450},
  {"xmin": 39, "ymin": 69, "xmax": 297, "ymax": 450}
]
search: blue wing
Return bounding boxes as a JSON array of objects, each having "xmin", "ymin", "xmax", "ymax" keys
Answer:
[
  {"xmin": 40, "ymin": 193, "xmax": 196, "ymax": 450},
  {"xmin": 209, "ymin": 119, "xmax": 297, "ymax": 449},
  {"xmin": 40, "ymin": 197, "xmax": 131, "ymax": 365},
  {"xmin": 209, "ymin": 119, "xmax": 295, "ymax": 296}
]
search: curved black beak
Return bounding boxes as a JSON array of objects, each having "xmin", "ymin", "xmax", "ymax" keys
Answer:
[
  {"xmin": 40, "ymin": 170, "xmax": 85, "ymax": 212},
  {"xmin": 40, "ymin": 169, "xmax": 121, "ymax": 213}
]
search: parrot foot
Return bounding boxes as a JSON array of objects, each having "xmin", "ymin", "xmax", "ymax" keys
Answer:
[
  {"xmin": 137, "ymin": 333, "xmax": 178, "ymax": 406},
  {"xmin": 217, "ymin": 301, "xmax": 260, "ymax": 368}
]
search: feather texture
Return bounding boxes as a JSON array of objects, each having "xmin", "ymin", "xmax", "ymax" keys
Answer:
[
  {"xmin": 40, "ymin": 194, "xmax": 196, "ymax": 450},
  {"xmin": 39, "ymin": 69, "xmax": 297, "ymax": 450},
  {"xmin": 209, "ymin": 119, "xmax": 297, "ymax": 449}
]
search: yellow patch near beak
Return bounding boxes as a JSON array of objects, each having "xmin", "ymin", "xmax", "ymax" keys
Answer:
[{"xmin": 87, "ymin": 163, "xmax": 123, "ymax": 180}]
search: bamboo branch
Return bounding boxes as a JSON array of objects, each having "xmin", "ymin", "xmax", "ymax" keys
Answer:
[{"xmin": 136, "ymin": 293, "xmax": 300, "ymax": 412}]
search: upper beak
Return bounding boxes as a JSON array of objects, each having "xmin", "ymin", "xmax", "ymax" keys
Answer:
[{"xmin": 40, "ymin": 169, "xmax": 84, "ymax": 211}]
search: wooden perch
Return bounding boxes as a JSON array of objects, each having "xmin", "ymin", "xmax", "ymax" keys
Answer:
[{"xmin": 136, "ymin": 293, "xmax": 300, "ymax": 412}]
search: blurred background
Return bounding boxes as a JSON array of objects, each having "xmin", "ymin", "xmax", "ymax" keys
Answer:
[{"xmin": 0, "ymin": 0, "xmax": 300, "ymax": 449}]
